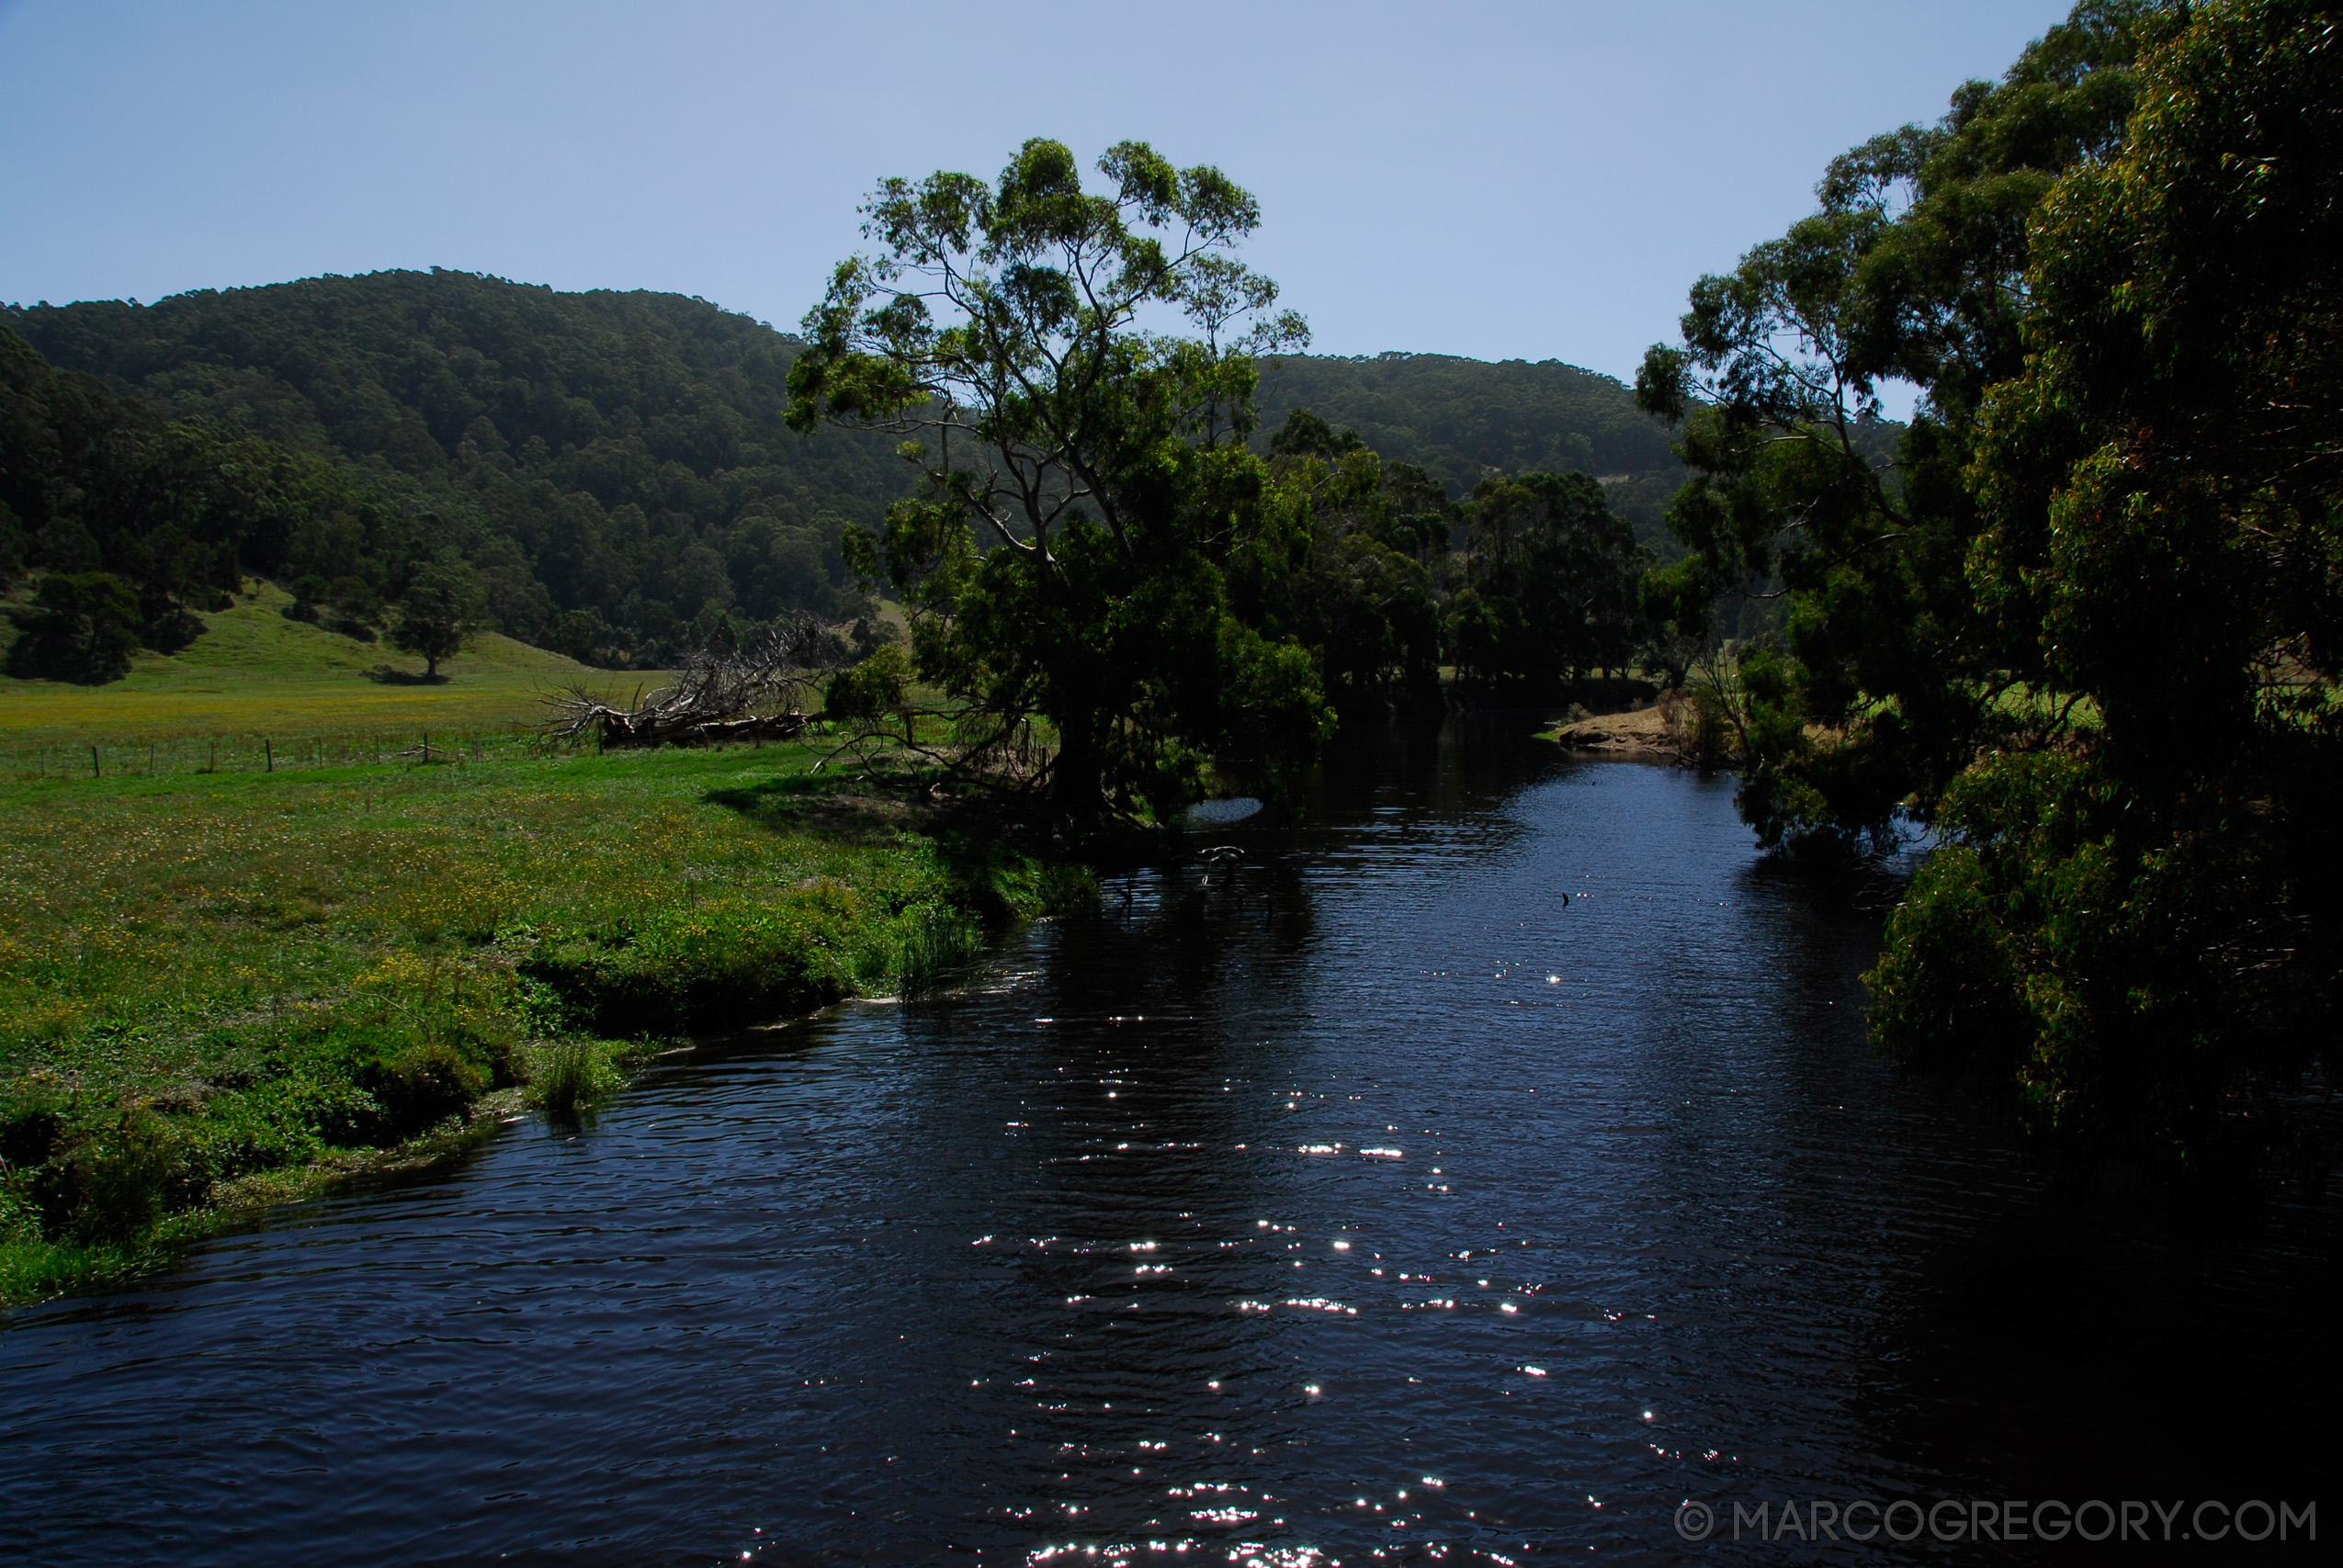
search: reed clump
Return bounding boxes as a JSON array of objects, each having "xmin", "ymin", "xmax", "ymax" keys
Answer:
[
  {"xmin": 522, "ymin": 1042, "xmax": 621, "ymax": 1115},
  {"xmin": 895, "ymin": 907, "xmax": 982, "ymax": 998}
]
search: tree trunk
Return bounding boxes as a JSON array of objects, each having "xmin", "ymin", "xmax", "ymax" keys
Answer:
[{"xmin": 1051, "ymin": 716, "xmax": 1104, "ymax": 824}]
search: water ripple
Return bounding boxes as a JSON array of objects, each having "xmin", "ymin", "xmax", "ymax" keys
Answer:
[{"xmin": 3, "ymin": 724, "xmax": 2335, "ymax": 1565}]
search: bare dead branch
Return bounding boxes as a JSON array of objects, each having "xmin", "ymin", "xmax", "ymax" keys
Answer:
[{"xmin": 538, "ymin": 615, "xmax": 837, "ymax": 750}]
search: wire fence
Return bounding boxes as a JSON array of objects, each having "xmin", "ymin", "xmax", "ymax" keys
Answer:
[{"xmin": 9, "ymin": 727, "xmax": 542, "ymax": 783}]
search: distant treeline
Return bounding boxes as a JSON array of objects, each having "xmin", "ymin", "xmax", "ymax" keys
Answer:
[
  {"xmin": 1256, "ymin": 353, "xmax": 1685, "ymax": 545},
  {"xmin": 4, "ymin": 269, "xmax": 1680, "ymax": 676},
  {"xmin": 1252, "ymin": 406, "xmax": 1647, "ymax": 705}
]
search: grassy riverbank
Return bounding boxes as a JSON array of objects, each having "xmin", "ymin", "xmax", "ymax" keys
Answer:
[{"xmin": 0, "ymin": 734, "xmax": 1086, "ymax": 1306}]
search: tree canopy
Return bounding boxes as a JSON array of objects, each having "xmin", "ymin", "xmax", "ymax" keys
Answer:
[
  {"xmin": 1635, "ymin": 0, "xmax": 2155, "ymax": 852},
  {"xmin": 1444, "ymin": 470, "xmax": 1644, "ymax": 688},
  {"xmin": 386, "ymin": 557, "xmax": 488, "ymax": 678},
  {"xmin": 1641, "ymin": 0, "xmax": 2340, "ymax": 1185},
  {"xmin": 787, "ymin": 138, "xmax": 1330, "ymax": 824}
]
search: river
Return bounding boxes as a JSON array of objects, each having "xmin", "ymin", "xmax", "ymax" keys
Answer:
[{"xmin": 3, "ymin": 720, "xmax": 2334, "ymax": 1564}]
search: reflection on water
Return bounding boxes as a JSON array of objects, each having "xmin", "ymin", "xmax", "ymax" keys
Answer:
[
  {"xmin": 3, "ymin": 719, "xmax": 2335, "ymax": 1565},
  {"xmin": 1183, "ymin": 796, "xmax": 1263, "ymax": 829}
]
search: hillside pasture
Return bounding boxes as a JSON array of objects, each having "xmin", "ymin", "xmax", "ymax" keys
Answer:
[{"xmin": 1, "ymin": 581, "xmax": 643, "ymax": 767}]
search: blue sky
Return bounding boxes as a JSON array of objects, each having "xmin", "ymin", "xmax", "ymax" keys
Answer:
[{"xmin": 1, "ymin": 1, "xmax": 2073, "ymax": 382}]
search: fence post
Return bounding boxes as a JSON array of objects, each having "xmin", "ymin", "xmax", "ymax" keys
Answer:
[
  {"xmin": 91, "ymin": 745, "xmax": 100, "ymax": 779},
  {"xmin": 265, "ymin": 738, "xmax": 273, "ymax": 773}
]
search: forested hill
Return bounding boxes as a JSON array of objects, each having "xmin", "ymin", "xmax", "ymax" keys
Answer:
[
  {"xmin": 9, "ymin": 269, "xmax": 1684, "ymax": 661},
  {"xmin": 1256, "ymin": 354, "xmax": 1682, "ymax": 540},
  {"xmin": 7, "ymin": 271, "xmax": 902, "ymax": 661}
]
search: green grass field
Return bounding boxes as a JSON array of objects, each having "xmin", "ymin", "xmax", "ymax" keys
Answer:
[
  {"xmin": 1, "ymin": 579, "xmax": 641, "ymax": 764},
  {"xmin": 0, "ymin": 588, "xmax": 1083, "ymax": 1305}
]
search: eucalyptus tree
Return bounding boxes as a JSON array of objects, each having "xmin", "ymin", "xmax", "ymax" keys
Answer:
[
  {"xmin": 1635, "ymin": 0, "xmax": 2156, "ymax": 852},
  {"xmin": 1449, "ymin": 470, "xmax": 1643, "ymax": 690},
  {"xmin": 388, "ymin": 557, "xmax": 486, "ymax": 679},
  {"xmin": 1869, "ymin": 0, "xmax": 2343, "ymax": 1178},
  {"xmin": 1258, "ymin": 411, "xmax": 1442, "ymax": 707},
  {"xmin": 1645, "ymin": 0, "xmax": 2343, "ymax": 1182},
  {"xmin": 786, "ymin": 138, "xmax": 1328, "ymax": 823}
]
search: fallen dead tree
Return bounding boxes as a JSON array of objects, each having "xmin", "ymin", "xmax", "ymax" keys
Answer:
[{"xmin": 539, "ymin": 617, "xmax": 834, "ymax": 749}]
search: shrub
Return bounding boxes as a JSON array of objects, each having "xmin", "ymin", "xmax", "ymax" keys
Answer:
[
  {"xmin": 823, "ymin": 643, "xmax": 911, "ymax": 721},
  {"xmin": 358, "ymin": 1043, "xmax": 485, "ymax": 1139},
  {"xmin": 41, "ymin": 1109, "xmax": 202, "ymax": 1243},
  {"xmin": 285, "ymin": 574, "xmax": 333, "ymax": 623},
  {"xmin": 326, "ymin": 575, "xmax": 381, "ymax": 631},
  {"xmin": 141, "ymin": 603, "xmax": 208, "ymax": 654}
]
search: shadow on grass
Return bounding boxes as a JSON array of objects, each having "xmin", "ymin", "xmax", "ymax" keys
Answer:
[
  {"xmin": 365, "ymin": 666, "xmax": 447, "ymax": 685},
  {"xmin": 705, "ymin": 768, "xmax": 1094, "ymax": 927},
  {"xmin": 701, "ymin": 767, "xmax": 939, "ymax": 840}
]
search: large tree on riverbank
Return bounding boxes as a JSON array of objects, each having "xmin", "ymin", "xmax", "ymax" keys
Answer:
[
  {"xmin": 1874, "ymin": 0, "xmax": 2343, "ymax": 1185},
  {"xmin": 1641, "ymin": 0, "xmax": 2342, "ymax": 1185},
  {"xmin": 1635, "ymin": 0, "xmax": 2156, "ymax": 854},
  {"xmin": 786, "ymin": 139, "xmax": 1330, "ymax": 824}
]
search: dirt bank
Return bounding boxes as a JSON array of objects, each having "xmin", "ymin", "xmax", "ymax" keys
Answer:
[{"xmin": 1541, "ymin": 691, "xmax": 1694, "ymax": 762}]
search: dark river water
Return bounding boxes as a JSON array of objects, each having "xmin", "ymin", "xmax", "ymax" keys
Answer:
[{"xmin": 4, "ymin": 722, "xmax": 2336, "ymax": 1565}]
